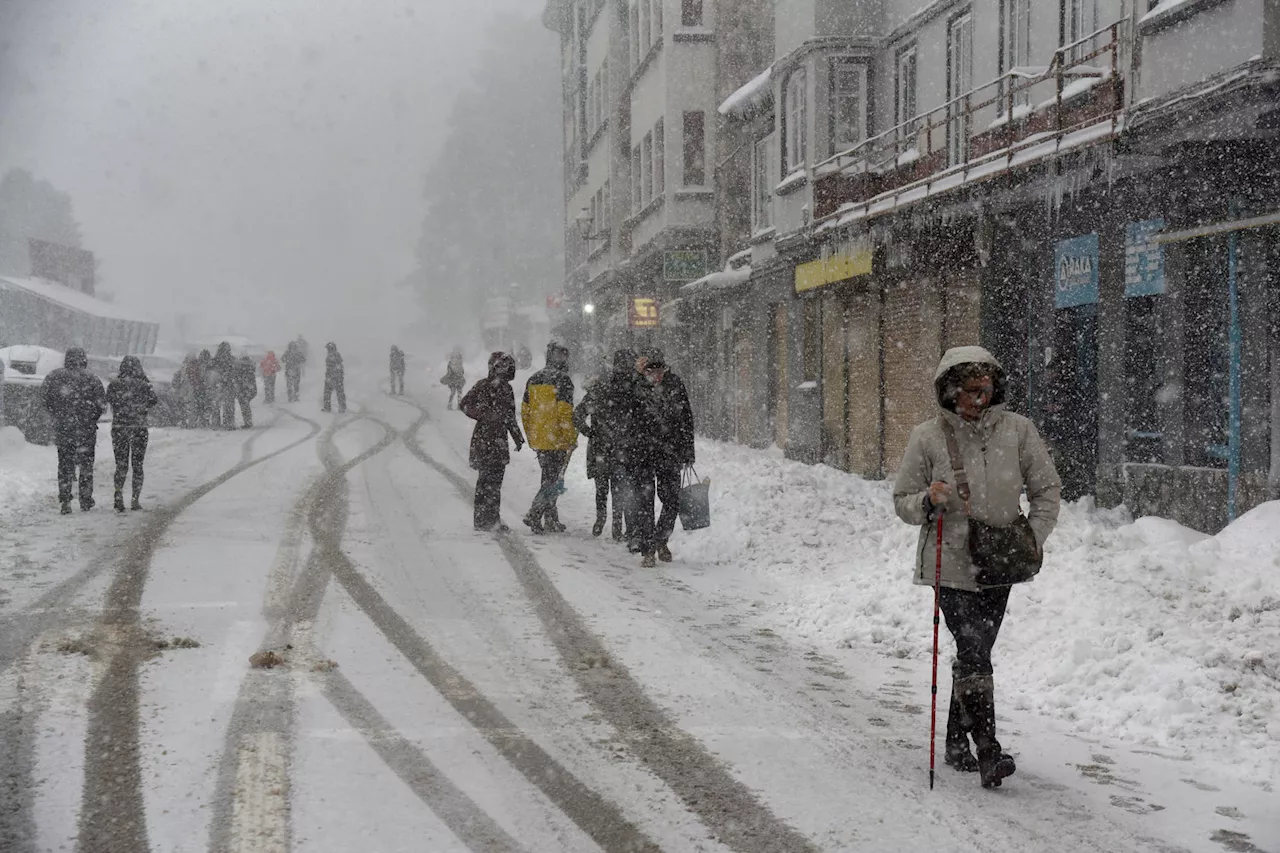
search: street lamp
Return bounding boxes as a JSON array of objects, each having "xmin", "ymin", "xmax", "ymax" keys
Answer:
[{"xmin": 583, "ymin": 303, "xmax": 596, "ymax": 314}]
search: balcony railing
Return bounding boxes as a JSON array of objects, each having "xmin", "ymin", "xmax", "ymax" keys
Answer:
[{"xmin": 812, "ymin": 21, "xmax": 1126, "ymax": 224}]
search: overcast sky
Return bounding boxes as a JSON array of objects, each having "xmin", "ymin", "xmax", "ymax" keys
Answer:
[{"xmin": 0, "ymin": 0, "xmax": 544, "ymax": 350}]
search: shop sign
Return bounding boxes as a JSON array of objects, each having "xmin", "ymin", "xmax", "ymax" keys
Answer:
[
  {"xmin": 629, "ymin": 296, "xmax": 659, "ymax": 328},
  {"xmin": 795, "ymin": 235, "xmax": 873, "ymax": 293},
  {"xmin": 1054, "ymin": 234, "xmax": 1100, "ymax": 309},
  {"xmin": 1124, "ymin": 219, "xmax": 1165, "ymax": 297},
  {"xmin": 664, "ymin": 250, "xmax": 709, "ymax": 282}
]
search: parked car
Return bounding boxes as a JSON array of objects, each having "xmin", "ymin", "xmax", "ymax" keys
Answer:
[{"xmin": 1, "ymin": 345, "xmax": 63, "ymax": 444}]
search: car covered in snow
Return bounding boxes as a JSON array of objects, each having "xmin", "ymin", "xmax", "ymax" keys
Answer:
[{"xmin": 1, "ymin": 345, "xmax": 64, "ymax": 443}]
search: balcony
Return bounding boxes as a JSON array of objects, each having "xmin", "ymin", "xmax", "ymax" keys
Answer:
[{"xmin": 812, "ymin": 22, "xmax": 1126, "ymax": 226}]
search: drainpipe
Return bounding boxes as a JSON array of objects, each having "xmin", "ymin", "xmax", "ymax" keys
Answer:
[{"xmin": 1227, "ymin": 201, "xmax": 1242, "ymax": 523}]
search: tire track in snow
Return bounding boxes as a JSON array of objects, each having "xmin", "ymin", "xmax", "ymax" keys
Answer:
[
  {"xmin": 73, "ymin": 414, "xmax": 322, "ymax": 853},
  {"xmin": 394, "ymin": 396, "xmax": 823, "ymax": 853}
]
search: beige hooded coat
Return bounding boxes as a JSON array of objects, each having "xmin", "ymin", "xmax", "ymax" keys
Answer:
[{"xmin": 893, "ymin": 346, "xmax": 1062, "ymax": 593}]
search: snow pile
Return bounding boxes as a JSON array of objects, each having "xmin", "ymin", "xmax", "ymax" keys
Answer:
[
  {"xmin": 0, "ymin": 426, "xmax": 52, "ymax": 507},
  {"xmin": 683, "ymin": 438, "xmax": 1280, "ymax": 786}
]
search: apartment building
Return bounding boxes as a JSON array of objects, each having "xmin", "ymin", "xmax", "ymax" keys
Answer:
[
  {"xmin": 543, "ymin": 0, "xmax": 731, "ymax": 372},
  {"xmin": 673, "ymin": 0, "xmax": 1279, "ymax": 532}
]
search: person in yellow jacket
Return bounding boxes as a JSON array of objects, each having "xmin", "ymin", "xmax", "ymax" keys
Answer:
[{"xmin": 521, "ymin": 341, "xmax": 577, "ymax": 533}]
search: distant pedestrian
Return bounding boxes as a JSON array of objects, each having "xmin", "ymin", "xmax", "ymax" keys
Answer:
[
  {"xmin": 106, "ymin": 355, "xmax": 158, "ymax": 512},
  {"xmin": 461, "ymin": 352, "xmax": 524, "ymax": 532},
  {"xmin": 260, "ymin": 350, "xmax": 280, "ymax": 404},
  {"xmin": 893, "ymin": 346, "xmax": 1061, "ymax": 789},
  {"xmin": 297, "ymin": 335, "xmax": 310, "ymax": 378},
  {"xmin": 629, "ymin": 348, "xmax": 694, "ymax": 567},
  {"xmin": 521, "ymin": 342, "xmax": 577, "ymax": 534},
  {"xmin": 235, "ymin": 355, "xmax": 258, "ymax": 427},
  {"xmin": 40, "ymin": 347, "xmax": 106, "ymax": 513},
  {"xmin": 212, "ymin": 342, "xmax": 237, "ymax": 430},
  {"xmin": 174, "ymin": 355, "xmax": 200, "ymax": 427},
  {"xmin": 442, "ymin": 348, "xmax": 466, "ymax": 410},
  {"xmin": 283, "ymin": 341, "xmax": 304, "ymax": 403},
  {"xmin": 196, "ymin": 350, "xmax": 215, "ymax": 427},
  {"xmin": 322, "ymin": 342, "xmax": 346, "ymax": 413},
  {"xmin": 573, "ymin": 349, "xmax": 637, "ymax": 540},
  {"xmin": 390, "ymin": 345, "xmax": 406, "ymax": 396}
]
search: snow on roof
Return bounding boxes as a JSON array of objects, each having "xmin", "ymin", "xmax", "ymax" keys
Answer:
[
  {"xmin": 718, "ymin": 65, "xmax": 774, "ymax": 118},
  {"xmin": 1139, "ymin": 0, "xmax": 1196, "ymax": 26},
  {"xmin": 0, "ymin": 275, "xmax": 152, "ymax": 323},
  {"xmin": 680, "ymin": 264, "xmax": 753, "ymax": 297}
]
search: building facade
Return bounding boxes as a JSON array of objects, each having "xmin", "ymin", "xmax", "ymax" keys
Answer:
[{"xmin": 547, "ymin": 0, "xmax": 1280, "ymax": 532}]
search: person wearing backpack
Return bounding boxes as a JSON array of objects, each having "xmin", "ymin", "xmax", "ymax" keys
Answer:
[
  {"xmin": 893, "ymin": 345, "xmax": 1061, "ymax": 789},
  {"xmin": 105, "ymin": 355, "xmax": 159, "ymax": 511}
]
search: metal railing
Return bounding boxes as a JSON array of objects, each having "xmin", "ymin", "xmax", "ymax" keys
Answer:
[{"xmin": 812, "ymin": 20, "xmax": 1126, "ymax": 221}]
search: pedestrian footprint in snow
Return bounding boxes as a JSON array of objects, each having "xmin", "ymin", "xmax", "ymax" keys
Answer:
[
  {"xmin": 893, "ymin": 346, "xmax": 1061, "ymax": 790},
  {"xmin": 41, "ymin": 347, "xmax": 106, "ymax": 514},
  {"xmin": 106, "ymin": 356, "xmax": 158, "ymax": 512},
  {"xmin": 461, "ymin": 352, "xmax": 524, "ymax": 532}
]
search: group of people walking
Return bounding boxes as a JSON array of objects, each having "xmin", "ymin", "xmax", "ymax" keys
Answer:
[
  {"xmin": 173, "ymin": 342, "xmax": 262, "ymax": 430},
  {"xmin": 461, "ymin": 341, "xmax": 694, "ymax": 568}
]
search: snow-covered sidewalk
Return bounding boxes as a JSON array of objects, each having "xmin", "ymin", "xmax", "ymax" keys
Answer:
[{"xmin": 676, "ymin": 439, "xmax": 1280, "ymax": 789}]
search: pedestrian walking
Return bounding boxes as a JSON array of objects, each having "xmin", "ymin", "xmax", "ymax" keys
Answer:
[
  {"xmin": 460, "ymin": 352, "xmax": 524, "ymax": 532},
  {"xmin": 260, "ymin": 350, "xmax": 280, "ymax": 404},
  {"xmin": 521, "ymin": 342, "xmax": 577, "ymax": 534},
  {"xmin": 442, "ymin": 349, "xmax": 466, "ymax": 410},
  {"xmin": 297, "ymin": 335, "xmax": 310, "ymax": 379},
  {"xmin": 390, "ymin": 345, "xmax": 406, "ymax": 396},
  {"xmin": 629, "ymin": 348, "xmax": 694, "ymax": 567},
  {"xmin": 40, "ymin": 347, "xmax": 106, "ymax": 513},
  {"xmin": 283, "ymin": 341, "xmax": 304, "ymax": 403},
  {"xmin": 235, "ymin": 355, "xmax": 258, "ymax": 428},
  {"xmin": 173, "ymin": 355, "xmax": 198, "ymax": 427},
  {"xmin": 212, "ymin": 342, "xmax": 237, "ymax": 430},
  {"xmin": 105, "ymin": 355, "xmax": 158, "ymax": 512},
  {"xmin": 573, "ymin": 349, "xmax": 637, "ymax": 540},
  {"xmin": 197, "ymin": 349, "xmax": 215, "ymax": 427},
  {"xmin": 893, "ymin": 346, "xmax": 1061, "ymax": 789},
  {"xmin": 322, "ymin": 342, "xmax": 346, "ymax": 413}
]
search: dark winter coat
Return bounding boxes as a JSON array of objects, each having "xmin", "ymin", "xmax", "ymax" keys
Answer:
[
  {"xmin": 461, "ymin": 373, "xmax": 524, "ymax": 470},
  {"xmin": 325, "ymin": 349, "xmax": 344, "ymax": 382},
  {"xmin": 283, "ymin": 343, "xmax": 305, "ymax": 373},
  {"xmin": 42, "ymin": 348, "xmax": 106, "ymax": 441},
  {"xmin": 211, "ymin": 344, "xmax": 236, "ymax": 397},
  {"xmin": 390, "ymin": 348, "xmax": 405, "ymax": 373},
  {"xmin": 639, "ymin": 371, "xmax": 695, "ymax": 467},
  {"xmin": 236, "ymin": 357, "xmax": 258, "ymax": 401},
  {"xmin": 106, "ymin": 357, "xmax": 158, "ymax": 429}
]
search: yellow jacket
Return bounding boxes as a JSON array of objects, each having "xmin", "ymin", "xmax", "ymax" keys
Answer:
[{"xmin": 521, "ymin": 368, "xmax": 577, "ymax": 451}]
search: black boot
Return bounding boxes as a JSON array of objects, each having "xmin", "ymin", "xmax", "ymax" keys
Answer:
[
  {"xmin": 943, "ymin": 684, "xmax": 978, "ymax": 772},
  {"xmin": 958, "ymin": 674, "xmax": 1016, "ymax": 788},
  {"xmin": 612, "ymin": 515, "xmax": 624, "ymax": 541},
  {"xmin": 592, "ymin": 517, "xmax": 605, "ymax": 537},
  {"xmin": 114, "ymin": 491, "xmax": 126, "ymax": 513}
]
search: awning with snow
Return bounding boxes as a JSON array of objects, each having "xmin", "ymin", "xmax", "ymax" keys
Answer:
[
  {"xmin": 680, "ymin": 264, "xmax": 753, "ymax": 298},
  {"xmin": 718, "ymin": 66, "xmax": 774, "ymax": 119}
]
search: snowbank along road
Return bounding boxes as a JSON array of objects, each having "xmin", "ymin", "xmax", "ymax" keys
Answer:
[{"xmin": 0, "ymin": 373, "xmax": 1275, "ymax": 853}]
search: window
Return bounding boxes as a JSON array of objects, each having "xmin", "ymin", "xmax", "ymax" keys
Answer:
[
  {"xmin": 601, "ymin": 59, "xmax": 609, "ymax": 124},
  {"xmin": 638, "ymin": 0, "xmax": 649, "ymax": 57},
  {"xmin": 642, "ymin": 130, "xmax": 654, "ymax": 206},
  {"xmin": 683, "ymin": 110, "xmax": 706, "ymax": 185},
  {"xmin": 947, "ymin": 13, "xmax": 973, "ymax": 165},
  {"xmin": 632, "ymin": 143, "xmax": 642, "ymax": 212},
  {"xmin": 652, "ymin": 0, "xmax": 663, "ymax": 43},
  {"xmin": 654, "ymin": 118, "xmax": 665, "ymax": 195},
  {"xmin": 895, "ymin": 43, "xmax": 918, "ymax": 138},
  {"xmin": 603, "ymin": 178, "xmax": 610, "ymax": 223},
  {"xmin": 1065, "ymin": 0, "xmax": 1097, "ymax": 62},
  {"xmin": 682, "ymin": 0, "xmax": 703, "ymax": 26},
  {"xmin": 1000, "ymin": 0, "xmax": 1031, "ymax": 108},
  {"xmin": 752, "ymin": 133, "xmax": 776, "ymax": 231},
  {"xmin": 831, "ymin": 59, "xmax": 866, "ymax": 154},
  {"xmin": 630, "ymin": 3, "xmax": 640, "ymax": 71},
  {"xmin": 587, "ymin": 78, "xmax": 596, "ymax": 133},
  {"xmin": 785, "ymin": 69, "xmax": 808, "ymax": 172},
  {"xmin": 1124, "ymin": 296, "xmax": 1164, "ymax": 463}
]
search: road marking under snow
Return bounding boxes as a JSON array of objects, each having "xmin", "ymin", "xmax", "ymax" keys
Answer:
[{"xmin": 229, "ymin": 732, "xmax": 289, "ymax": 853}]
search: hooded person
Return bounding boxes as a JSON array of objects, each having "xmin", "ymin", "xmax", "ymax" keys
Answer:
[
  {"xmin": 235, "ymin": 355, "xmax": 258, "ymax": 427},
  {"xmin": 106, "ymin": 355, "xmax": 159, "ymax": 511},
  {"xmin": 282, "ymin": 341, "xmax": 305, "ymax": 402},
  {"xmin": 442, "ymin": 348, "xmax": 466, "ymax": 409},
  {"xmin": 212, "ymin": 342, "xmax": 238, "ymax": 430},
  {"xmin": 460, "ymin": 352, "xmax": 525, "ymax": 531},
  {"xmin": 389, "ymin": 345, "xmax": 406, "ymax": 396},
  {"xmin": 198, "ymin": 349, "xmax": 218, "ymax": 428},
  {"xmin": 322, "ymin": 342, "xmax": 346, "ymax": 413},
  {"xmin": 260, "ymin": 350, "xmax": 280, "ymax": 404},
  {"xmin": 41, "ymin": 347, "xmax": 107, "ymax": 513},
  {"xmin": 520, "ymin": 341, "xmax": 577, "ymax": 534},
  {"xmin": 628, "ymin": 347, "xmax": 695, "ymax": 567},
  {"xmin": 893, "ymin": 345, "xmax": 1061, "ymax": 789},
  {"xmin": 573, "ymin": 348, "xmax": 638, "ymax": 540}
]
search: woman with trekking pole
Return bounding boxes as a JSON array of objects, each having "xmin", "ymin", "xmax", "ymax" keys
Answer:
[{"xmin": 893, "ymin": 346, "xmax": 1061, "ymax": 790}]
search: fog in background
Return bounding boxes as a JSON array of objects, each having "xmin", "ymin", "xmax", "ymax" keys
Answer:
[{"xmin": 0, "ymin": 0, "xmax": 544, "ymax": 356}]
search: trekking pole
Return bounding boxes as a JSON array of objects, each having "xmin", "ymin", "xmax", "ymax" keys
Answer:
[{"xmin": 930, "ymin": 510, "xmax": 944, "ymax": 791}]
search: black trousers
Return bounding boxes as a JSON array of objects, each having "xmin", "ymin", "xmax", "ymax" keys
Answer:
[
  {"xmin": 286, "ymin": 370, "xmax": 301, "ymax": 402},
  {"xmin": 111, "ymin": 427, "xmax": 149, "ymax": 496},
  {"xmin": 594, "ymin": 471, "xmax": 625, "ymax": 528},
  {"xmin": 474, "ymin": 466, "xmax": 506, "ymax": 530},
  {"xmin": 323, "ymin": 377, "xmax": 346, "ymax": 412},
  {"xmin": 264, "ymin": 374, "xmax": 276, "ymax": 403},
  {"xmin": 56, "ymin": 433, "xmax": 97, "ymax": 506},
  {"xmin": 390, "ymin": 370, "xmax": 404, "ymax": 395},
  {"xmin": 941, "ymin": 586, "xmax": 1011, "ymax": 750},
  {"xmin": 626, "ymin": 462, "xmax": 681, "ymax": 555},
  {"xmin": 528, "ymin": 450, "xmax": 568, "ymax": 523}
]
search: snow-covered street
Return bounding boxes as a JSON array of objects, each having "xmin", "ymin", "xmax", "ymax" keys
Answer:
[{"xmin": 1, "ymin": 373, "xmax": 1276, "ymax": 853}]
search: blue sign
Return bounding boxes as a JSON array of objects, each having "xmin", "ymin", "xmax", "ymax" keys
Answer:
[
  {"xmin": 1124, "ymin": 218, "xmax": 1166, "ymax": 297},
  {"xmin": 1055, "ymin": 234, "xmax": 1100, "ymax": 309}
]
